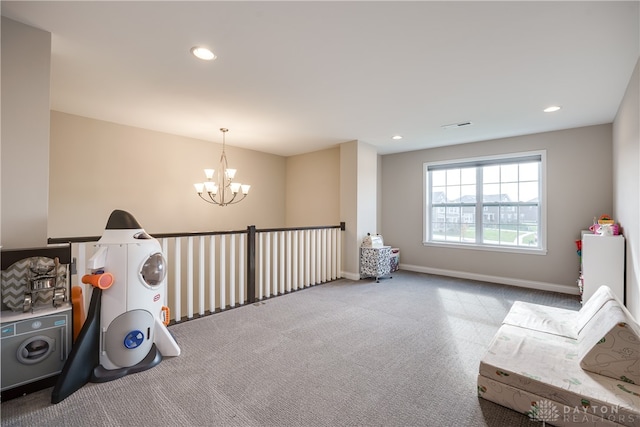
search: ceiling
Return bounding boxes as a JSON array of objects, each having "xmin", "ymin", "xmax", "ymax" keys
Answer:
[{"xmin": 2, "ymin": 1, "xmax": 639, "ymax": 157}]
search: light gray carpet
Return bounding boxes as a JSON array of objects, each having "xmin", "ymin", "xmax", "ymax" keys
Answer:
[{"xmin": 1, "ymin": 270, "xmax": 581, "ymax": 426}]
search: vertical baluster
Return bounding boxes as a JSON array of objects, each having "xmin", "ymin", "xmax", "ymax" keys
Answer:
[
  {"xmin": 229, "ymin": 233, "xmax": 236, "ymax": 308},
  {"xmin": 316, "ymin": 229, "xmax": 324, "ymax": 283},
  {"xmin": 187, "ymin": 236, "xmax": 194, "ymax": 319},
  {"xmin": 161, "ymin": 237, "xmax": 168, "ymax": 255},
  {"xmin": 317, "ymin": 229, "xmax": 322, "ymax": 284},
  {"xmin": 331, "ymin": 229, "xmax": 337, "ymax": 280},
  {"xmin": 173, "ymin": 237, "xmax": 181, "ymax": 322},
  {"xmin": 305, "ymin": 230, "xmax": 311, "ymax": 287},
  {"xmin": 292, "ymin": 230, "xmax": 299, "ymax": 291},
  {"xmin": 286, "ymin": 230, "xmax": 292, "ymax": 293},
  {"xmin": 321, "ymin": 229, "xmax": 327, "ymax": 283},
  {"xmin": 297, "ymin": 231, "xmax": 301, "ymax": 288},
  {"xmin": 279, "ymin": 231, "xmax": 285, "ymax": 294},
  {"xmin": 298, "ymin": 230, "xmax": 307, "ymax": 289},
  {"xmin": 220, "ymin": 234, "xmax": 226, "ymax": 310},
  {"xmin": 258, "ymin": 233, "xmax": 263, "ymax": 300},
  {"xmin": 209, "ymin": 235, "xmax": 216, "ymax": 313},
  {"xmin": 337, "ymin": 226, "xmax": 342, "ymax": 279},
  {"xmin": 272, "ymin": 231, "xmax": 278, "ymax": 295},
  {"xmin": 266, "ymin": 232, "xmax": 272, "ymax": 297},
  {"xmin": 315, "ymin": 230, "xmax": 321, "ymax": 284},
  {"xmin": 308, "ymin": 230, "xmax": 313, "ymax": 285},
  {"xmin": 239, "ymin": 233, "xmax": 245, "ymax": 305},
  {"xmin": 312, "ymin": 230, "xmax": 316, "ymax": 285},
  {"xmin": 310, "ymin": 229, "xmax": 316, "ymax": 285},
  {"xmin": 198, "ymin": 236, "xmax": 205, "ymax": 316},
  {"xmin": 264, "ymin": 232, "xmax": 271, "ymax": 297}
]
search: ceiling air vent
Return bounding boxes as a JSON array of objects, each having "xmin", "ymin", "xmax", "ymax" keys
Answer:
[{"xmin": 441, "ymin": 121, "xmax": 473, "ymax": 130}]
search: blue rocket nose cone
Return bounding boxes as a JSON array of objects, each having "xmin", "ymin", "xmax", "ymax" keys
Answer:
[{"xmin": 105, "ymin": 210, "xmax": 143, "ymax": 230}]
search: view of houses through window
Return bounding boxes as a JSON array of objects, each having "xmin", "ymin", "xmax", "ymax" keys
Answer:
[{"xmin": 424, "ymin": 152, "xmax": 544, "ymax": 250}]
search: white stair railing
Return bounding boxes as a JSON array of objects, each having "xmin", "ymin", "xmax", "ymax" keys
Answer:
[{"xmin": 56, "ymin": 224, "xmax": 344, "ymax": 324}]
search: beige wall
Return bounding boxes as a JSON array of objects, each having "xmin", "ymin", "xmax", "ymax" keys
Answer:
[
  {"xmin": 49, "ymin": 111, "xmax": 286, "ymax": 237},
  {"xmin": 613, "ymin": 58, "xmax": 639, "ymax": 319},
  {"xmin": 381, "ymin": 124, "xmax": 614, "ymax": 294},
  {"xmin": 285, "ymin": 147, "xmax": 340, "ymax": 227},
  {"xmin": 1, "ymin": 18, "xmax": 51, "ymax": 248}
]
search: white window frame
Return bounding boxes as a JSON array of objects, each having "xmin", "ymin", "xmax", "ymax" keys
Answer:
[{"xmin": 423, "ymin": 150, "xmax": 547, "ymax": 255}]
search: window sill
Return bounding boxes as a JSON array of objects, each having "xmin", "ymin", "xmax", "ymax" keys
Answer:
[{"xmin": 422, "ymin": 241, "xmax": 547, "ymax": 255}]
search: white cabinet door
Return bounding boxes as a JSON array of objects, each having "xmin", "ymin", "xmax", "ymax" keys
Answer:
[{"xmin": 581, "ymin": 234, "xmax": 625, "ymax": 304}]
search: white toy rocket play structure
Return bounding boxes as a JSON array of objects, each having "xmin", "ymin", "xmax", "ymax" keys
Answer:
[
  {"xmin": 84, "ymin": 209, "xmax": 180, "ymax": 376},
  {"xmin": 52, "ymin": 210, "xmax": 180, "ymax": 403}
]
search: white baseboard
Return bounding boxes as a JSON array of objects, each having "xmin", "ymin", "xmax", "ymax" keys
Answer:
[
  {"xmin": 399, "ymin": 263, "xmax": 580, "ymax": 296},
  {"xmin": 341, "ymin": 271, "xmax": 361, "ymax": 281}
]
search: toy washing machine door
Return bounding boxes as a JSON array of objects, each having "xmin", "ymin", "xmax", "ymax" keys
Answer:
[
  {"xmin": 103, "ymin": 309, "xmax": 154, "ymax": 368},
  {"xmin": 17, "ymin": 335, "xmax": 55, "ymax": 364}
]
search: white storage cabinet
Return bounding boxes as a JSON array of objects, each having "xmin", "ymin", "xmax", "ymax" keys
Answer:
[{"xmin": 580, "ymin": 232, "xmax": 625, "ymax": 304}]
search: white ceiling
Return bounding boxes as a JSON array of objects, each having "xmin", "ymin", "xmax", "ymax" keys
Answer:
[{"xmin": 2, "ymin": 1, "xmax": 639, "ymax": 157}]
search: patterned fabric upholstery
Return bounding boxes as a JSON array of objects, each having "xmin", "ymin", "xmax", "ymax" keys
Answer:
[
  {"xmin": 501, "ymin": 285, "xmax": 619, "ymax": 340},
  {"xmin": 576, "ymin": 285, "xmax": 619, "ymax": 334},
  {"xmin": 479, "ymin": 285, "xmax": 640, "ymax": 426},
  {"xmin": 578, "ymin": 299, "xmax": 640, "ymax": 385},
  {"xmin": 502, "ymin": 301, "xmax": 578, "ymax": 338},
  {"xmin": 479, "ymin": 324, "xmax": 640, "ymax": 426}
]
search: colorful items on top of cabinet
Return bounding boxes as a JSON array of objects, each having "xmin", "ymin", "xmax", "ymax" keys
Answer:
[{"xmin": 588, "ymin": 215, "xmax": 619, "ymax": 236}]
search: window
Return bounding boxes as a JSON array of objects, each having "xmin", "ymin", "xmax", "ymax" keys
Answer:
[{"xmin": 424, "ymin": 151, "xmax": 545, "ymax": 253}]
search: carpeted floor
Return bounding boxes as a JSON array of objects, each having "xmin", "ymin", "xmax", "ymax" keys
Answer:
[{"xmin": 1, "ymin": 270, "xmax": 581, "ymax": 426}]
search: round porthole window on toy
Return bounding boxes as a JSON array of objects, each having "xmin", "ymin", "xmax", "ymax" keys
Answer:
[
  {"xmin": 17, "ymin": 336, "xmax": 54, "ymax": 364},
  {"xmin": 140, "ymin": 252, "xmax": 166, "ymax": 288}
]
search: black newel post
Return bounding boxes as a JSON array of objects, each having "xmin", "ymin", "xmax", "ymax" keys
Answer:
[{"xmin": 246, "ymin": 225, "xmax": 256, "ymax": 304}]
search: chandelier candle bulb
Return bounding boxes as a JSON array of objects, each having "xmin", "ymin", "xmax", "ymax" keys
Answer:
[{"xmin": 194, "ymin": 128, "xmax": 250, "ymax": 206}]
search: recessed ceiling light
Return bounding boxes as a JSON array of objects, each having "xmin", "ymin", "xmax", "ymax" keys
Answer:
[
  {"xmin": 543, "ymin": 105, "xmax": 561, "ymax": 113},
  {"xmin": 392, "ymin": 135, "xmax": 403, "ymax": 140},
  {"xmin": 191, "ymin": 46, "xmax": 216, "ymax": 61}
]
